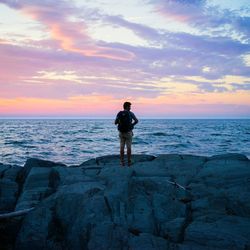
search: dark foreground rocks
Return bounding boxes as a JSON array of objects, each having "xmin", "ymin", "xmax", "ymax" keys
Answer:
[{"xmin": 0, "ymin": 154, "xmax": 250, "ymax": 250}]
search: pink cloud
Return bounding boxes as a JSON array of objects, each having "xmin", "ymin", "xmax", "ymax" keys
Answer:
[
  {"xmin": 0, "ymin": 42, "xmax": 144, "ymax": 99},
  {"xmin": 2, "ymin": 0, "xmax": 134, "ymax": 61}
]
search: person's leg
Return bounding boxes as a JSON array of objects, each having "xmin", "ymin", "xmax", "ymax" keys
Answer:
[
  {"xmin": 119, "ymin": 133, "xmax": 125, "ymax": 166},
  {"xmin": 120, "ymin": 145, "xmax": 125, "ymax": 166},
  {"xmin": 127, "ymin": 145, "xmax": 132, "ymax": 166},
  {"xmin": 125, "ymin": 132, "xmax": 133, "ymax": 166}
]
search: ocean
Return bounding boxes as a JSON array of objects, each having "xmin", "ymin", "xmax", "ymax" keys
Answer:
[{"xmin": 0, "ymin": 119, "xmax": 249, "ymax": 166}]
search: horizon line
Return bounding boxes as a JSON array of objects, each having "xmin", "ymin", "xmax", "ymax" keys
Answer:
[{"xmin": 0, "ymin": 116, "xmax": 249, "ymax": 120}]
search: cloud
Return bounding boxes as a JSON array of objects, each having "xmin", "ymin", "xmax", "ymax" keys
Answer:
[
  {"xmin": 1, "ymin": 0, "xmax": 134, "ymax": 60},
  {"xmin": 153, "ymin": 0, "xmax": 207, "ymax": 22},
  {"xmin": 1, "ymin": 0, "xmax": 249, "ymax": 117},
  {"xmin": 99, "ymin": 11, "xmax": 250, "ymax": 56},
  {"xmin": 149, "ymin": 0, "xmax": 250, "ymax": 40},
  {"xmin": 92, "ymin": 12, "xmax": 250, "ymax": 81},
  {"xmin": 1, "ymin": 35, "xmax": 249, "ymax": 102},
  {"xmin": 231, "ymin": 83, "xmax": 250, "ymax": 91},
  {"xmin": 0, "ymin": 41, "xmax": 166, "ymax": 99},
  {"xmin": 234, "ymin": 16, "xmax": 250, "ymax": 41},
  {"xmin": 102, "ymin": 14, "xmax": 160, "ymax": 46}
]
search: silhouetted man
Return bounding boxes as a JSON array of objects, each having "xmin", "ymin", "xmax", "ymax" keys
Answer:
[{"xmin": 115, "ymin": 102, "xmax": 138, "ymax": 166}]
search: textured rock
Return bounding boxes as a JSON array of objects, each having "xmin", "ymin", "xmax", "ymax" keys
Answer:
[
  {"xmin": 0, "ymin": 164, "xmax": 23, "ymax": 212},
  {"xmin": 183, "ymin": 153, "xmax": 250, "ymax": 249},
  {"xmin": 15, "ymin": 158, "xmax": 64, "ymax": 211},
  {"xmin": 0, "ymin": 164, "xmax": 23, "ymax": 250},
  {"xmin": 0, "ymin": 153, "xmax": 249, "ymax": 250}
]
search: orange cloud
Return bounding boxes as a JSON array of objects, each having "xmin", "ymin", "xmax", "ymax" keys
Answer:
[{"xmin": 20, "ymin": 5, "xmax": 134, "ymax": 61}]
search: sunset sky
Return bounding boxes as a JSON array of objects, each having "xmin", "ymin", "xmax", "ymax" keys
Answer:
[{"xmin": 0, "ymin": 0, "xmax": 250, "ymax": 118}]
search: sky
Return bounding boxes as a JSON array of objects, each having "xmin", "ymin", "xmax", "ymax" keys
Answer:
[{"xmin": 0, "ymin": 0, "xmax": 250, "ymax": 118}]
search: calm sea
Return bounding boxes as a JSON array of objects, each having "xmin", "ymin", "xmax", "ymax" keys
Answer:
[{"xmin": 0, "ymin": 119, "xmax": 249, "ymax": 166}]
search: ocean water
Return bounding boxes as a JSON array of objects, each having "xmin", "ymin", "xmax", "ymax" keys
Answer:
[{"xmin": 0, "ymin": 119, "xmax": 249, "ymax": 166}]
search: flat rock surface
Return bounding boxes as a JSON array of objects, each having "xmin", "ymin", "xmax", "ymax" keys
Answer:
[{"xmin": 0, "ymin": 153, "xmax": 249, "ymax": 250}]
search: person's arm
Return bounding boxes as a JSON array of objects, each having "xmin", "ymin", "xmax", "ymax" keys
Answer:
[{"xmin": 131, "ymin": 112, "xmax": 138, "ymax": 126}]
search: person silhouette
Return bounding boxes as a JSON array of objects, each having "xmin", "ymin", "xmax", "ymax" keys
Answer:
[{"xmin": 115, "ymin": 102, "xmax": 138, "ymax": 166}]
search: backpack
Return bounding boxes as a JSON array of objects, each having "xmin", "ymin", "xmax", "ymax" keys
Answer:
[{"xmin": 117, "ymin": 111, "xmax": 132, "ymax": 132}]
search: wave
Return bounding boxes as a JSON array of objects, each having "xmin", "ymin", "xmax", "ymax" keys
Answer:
[
  {"xmin": 150, "ymin": 132, "xmax": 183, "ymax": 138},
  {"xmin": 133, "ymin": 138, "xmax": 149, "ymax": 145},
  {"xmin": 69, "ymin": 138, "xmax": 94, "ymax": 143},
  {"xmin": 102, "ymin": 138, "xmax": 114, "ymax": 142},
  {"xmin": 165, "ymin": 143, "xmax": 189, "ymax": 148},
  {"xmin": 210, "ymin": 133, "xmax": 223, "ymax": 136},
  {"xmin": 4, "ymin": 140, "xmax": 31, "ymax": 146},
  {"xmin": 152, "ymin": 132, "xmax": 167, "ymax": 136}
]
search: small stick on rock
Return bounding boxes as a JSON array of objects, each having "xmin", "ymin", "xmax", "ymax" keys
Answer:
[
  {"xmin": 166, "ymin": 180, "xmax": 187, "ymax": 190},
  {"xmin": 0, "ymin": 207, "xmax": 34, "ymax": 220}
]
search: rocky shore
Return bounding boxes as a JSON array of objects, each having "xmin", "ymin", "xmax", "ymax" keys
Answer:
[{"xmin": 0, "ymin": 153, "xmax": 250, "ymax": 250}]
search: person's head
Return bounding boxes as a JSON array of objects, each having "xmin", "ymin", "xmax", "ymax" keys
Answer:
[{"xmin": 123, "ymin": 101, "xmax": 131, "ymax": 111}]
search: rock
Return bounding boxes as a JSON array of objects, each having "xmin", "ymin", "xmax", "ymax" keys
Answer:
[
  {"xmin": 0, "ymin": 179, "xmax": 19, "ymax": 212},
  {"xmin": 24, "ymin": 158, "xmax": 66, "ymax": 169},
  {"xmin": 15, "ymin": 167, "xmax": 58, "ymax": 211},
  {"xmin": 134, "ymin": 154, "xmax": 207, "ymax": 185},
  {"xmin": 190, "ymin": 154, "xmax": 250, "ymax": 218},
  {"xmin": 160, "ymin": 217, "xmax": 186, "ymax": 242},
  {"xmin": 80, "ymin": 154, "xmax": 156, "ymax": 167},
  {"xmin": 0, "ymin": 164, "xmax": 24, "ymax": 250},
  {"xmin": 209, "ymin": 153, "xmax": 249, "ymax": 161},
  {"xmin": 128, "ymin": 233, "xmax": 169, "ymax": 250},
  {"xmin": 0, "ymin": 165, "xmax": 23, "ymax": 212},
  {"xmin": 184, "ymin": 216, "xmax": 250, "ymax": 250},
  {"xmin": 14, "ymin": 158, "xmax": 66, "ymax": 211},
  {"xmin": 15, "ymin": 204, "xmax": 54, "ymax": 250},
  {"xmin": 0, "ymin": 154, "xmax": 249, "ymax": 250},
  {"xmin": 183, "ymin": 153, "xmax": 250, "ymax": 249},
  {"xmin": 19, "ymin": 158, "xmax": 66, "ymax": 183}
]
